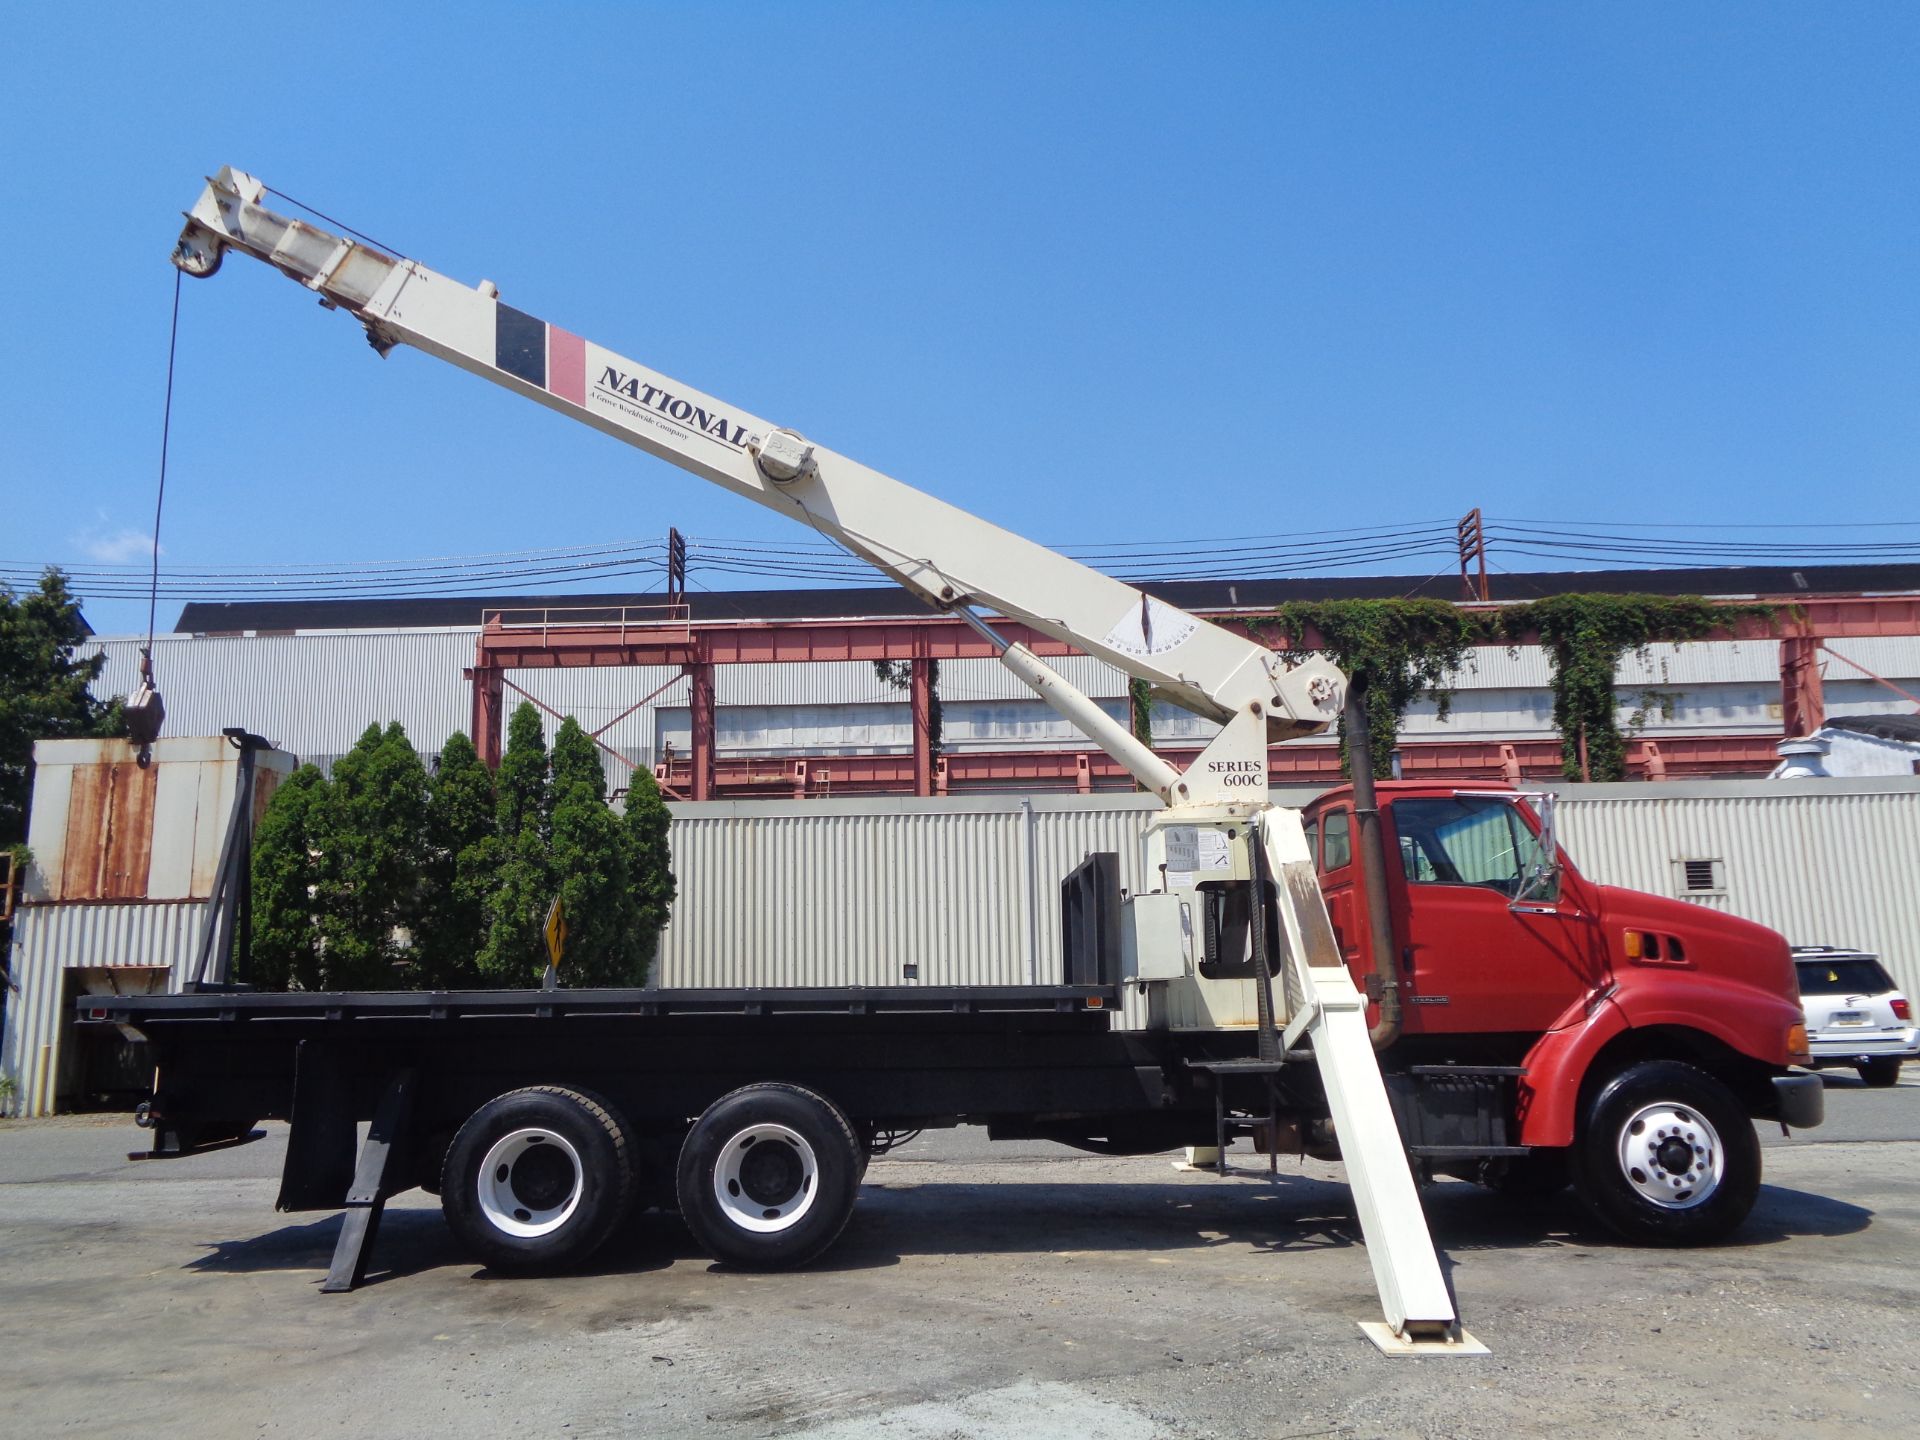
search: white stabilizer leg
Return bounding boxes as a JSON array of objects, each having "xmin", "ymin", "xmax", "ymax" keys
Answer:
[{"xmin": 1256, "ymin": 812, "xmax": 1481, "ymax": 1355}]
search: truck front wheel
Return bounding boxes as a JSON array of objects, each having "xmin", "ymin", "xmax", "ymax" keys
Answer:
[
  {"xmin": 1569, "ymin": 1059, "xmax": 1760, "ymax": 1246},
  {"xmin": 440, "ymin": 1087, "xmax": 636, "ymax": 1272},
  {"xmin": 676, "ymin": 1083, "xmax": 862, "ymax": 1270}
]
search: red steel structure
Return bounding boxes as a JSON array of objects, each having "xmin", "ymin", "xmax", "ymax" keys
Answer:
[{"xmin": 467, "ymin": 595, "xmax": 1920, "ymax": 799}]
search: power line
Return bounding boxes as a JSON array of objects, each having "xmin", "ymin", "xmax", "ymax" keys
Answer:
[
  {"xmin": 18, "ymin": 514, "xmax": 1918, "ymax": 608},
  {"xmin": 1489, "ymin": 522, "xmax": 1920, "ymax": 537}
]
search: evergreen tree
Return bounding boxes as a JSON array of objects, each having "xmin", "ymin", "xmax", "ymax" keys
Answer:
[
  {"xmin": 0, "ymin": 569, "xmax": 123, "ymax": 847},
  {"xmin": 248, "ymin": 764, "xmax": 328, "ymax": 990},
  {"xmin": 619, "ymin": 763, "xmax": 677, "ymax": 985},
  {"xmin": 550, "ymin": 713, "xmax": 607, "ymax": 803},
  {"xmin": 547, "ymin": 717, "xmax": 640, "ymax": 986},
  {"xmin": 315, "ymin": 722, "xmax": 431, "ymax": 989},
  {"xmin": 494, "ymin": 701, "xmax": 551, "ymax": 841},
  {"xmin": 244, "ymin": 705, "xmax": 673, "ymax": 993},
  {"xmin": 479, "ymin": 703, "xmax": 552, "ymax": 982},
  {"xmin": 416, "ymin": 732, "xmax": 495, "ymax": 988}
]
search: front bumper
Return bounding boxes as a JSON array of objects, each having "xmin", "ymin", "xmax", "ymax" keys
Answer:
[{"xmin": 1773, "ymin": 1072, "xmax": 1825, "ymax": 1130}]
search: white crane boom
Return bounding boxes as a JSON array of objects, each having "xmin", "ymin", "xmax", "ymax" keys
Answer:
[{"xmin": 173, "ymin": 168, "xmax": 1341, "ymax": 804}]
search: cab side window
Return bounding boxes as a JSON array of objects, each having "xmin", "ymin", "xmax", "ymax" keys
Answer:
[
  {"xmin": 1320, "ymin": 809, "xmax": 1352, "ymax": 871},
  {"xmin": 1392, "ymin": 796, "xmax": 1532, "ymax": 896}
]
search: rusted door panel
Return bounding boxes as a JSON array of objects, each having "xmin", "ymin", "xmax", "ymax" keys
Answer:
[{"xmin": 60, "ymin": 762, "xmax": 157, "ymax": 900}]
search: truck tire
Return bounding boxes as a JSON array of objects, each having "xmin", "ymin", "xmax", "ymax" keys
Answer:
[
  {"xmin": 440, "ymin": 1086, "xmax": 636, "ymax": 1273},
  {"xmin": 1857, "ymin": 1057, "xmax": 1902, "ymax": 1087},
  {"xmin": 1568, "ymin": 1059, "xmax": 1759, "ymax": 1246},
  {"xmin": 676, "ymin": 1083, "xmax": 862, "ymax": 1270}
]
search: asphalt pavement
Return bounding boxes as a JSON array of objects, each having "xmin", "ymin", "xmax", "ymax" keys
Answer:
[{"xmin": 3, "ymin": 1073, "xmax": 1917, "ymax": 1439}]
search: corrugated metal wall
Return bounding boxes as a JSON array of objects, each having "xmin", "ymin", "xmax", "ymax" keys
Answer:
[
  {"xmin": 1554, "ymin": 780, "xmax": 1920, "ymax": 1000},
  {"xmin": 91, "ymin": 632, "xmax": 475, "ymax": 768},
  {"xmin": 654, "ymin": 795, "xmax": 1161, "ymax": 989},
  {"xmin": 3, "ymin": 902, "xmax": 207, "ymax": 1117}
]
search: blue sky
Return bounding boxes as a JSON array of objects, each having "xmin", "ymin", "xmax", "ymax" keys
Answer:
[{"xmin": 5, "ymin": 5, "xmax": 1916, "ymax": 633}]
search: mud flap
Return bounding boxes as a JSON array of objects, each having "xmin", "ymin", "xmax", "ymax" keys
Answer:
[{"xmin": 277, "ymin": 1040, "xmax": 357, "ymax": 1212}]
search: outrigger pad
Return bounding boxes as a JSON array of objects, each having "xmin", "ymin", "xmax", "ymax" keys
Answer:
[{"xmin": 1358, "ymin": 1322, "xmax": 1489, "ymax": 1357}]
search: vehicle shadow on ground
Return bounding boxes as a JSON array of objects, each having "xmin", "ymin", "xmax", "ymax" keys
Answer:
[
  {"xmin": 836, "ymin": 1172, "xmax": 1873, "ymax": 1264},
  {"xmin": 183, "ymin": 1205, "xmax": 782, "ymax": 1286},
  {"xmin": 1738, "ymin": 1183, "xmax": 1874, "ymax": 1241},
  {"xmin": 180, "ymin": 1173, "xmax": 1370, "ymax": 1284},
  {"xmin": 181, "ymin": 1170, "xmax": 1872, "ymax": 1286},
  {"xmin": 184, "ymin": 1207, "xmax": 684, "ymax": 1287},
  {"xmin": 836, "ymin": 1171, "xmax": 1370, "ymax": 1263},
  {"xmin": 1419, "ymin": 1179, "xmax": 1871, "ymax": 1253},
  {"xmin": 186, "ymin": 1209, "xmax": 471, "ymax": 1285}
]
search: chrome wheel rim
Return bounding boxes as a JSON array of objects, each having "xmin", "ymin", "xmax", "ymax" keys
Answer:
[
  {"xmin": 1616, "ymin": 1101, "xmax": 1723, "ymax": 1209},
  {"xmin": 477, "ymin": 1127, "xmax": 584, "ymax": 1238},
  {"xmin": 714, "ymin": 1123, "xmax": 818, "ymax": 1233}
]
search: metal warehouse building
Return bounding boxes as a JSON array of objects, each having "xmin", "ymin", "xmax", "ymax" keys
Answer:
[{"xmin": 74, "ymin": 562, "xmax": 1920, "ymax": 791}]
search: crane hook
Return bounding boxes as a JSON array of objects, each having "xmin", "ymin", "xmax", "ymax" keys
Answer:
[{"xmin": 126, "ymin": 648, "xmax": 166, "ymax": 769}]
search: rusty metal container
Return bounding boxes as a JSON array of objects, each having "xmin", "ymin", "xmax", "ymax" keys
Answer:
[
  {"xmin": 2, "ymin": 738, "xmax": 295, "ymax": 1116},
  {"xmin": 21, "ymin": 736, "xmax": 294, "ymax": 904}
]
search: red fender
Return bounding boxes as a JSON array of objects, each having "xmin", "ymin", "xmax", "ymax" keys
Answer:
[
  {"xmin": 1517, "ymin": 976, "xmax": 1800, "ymax": 1146},
  {"xmin": 1606, "ymin": 971, "xmax": 1801, "ymax": 1068},
  {"xmin": 1515, "ymin": 992, "xmax": 1629, "ymax": 1147}
]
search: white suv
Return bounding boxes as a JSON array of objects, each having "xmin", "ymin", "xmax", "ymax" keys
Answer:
[{"xmin": 1793, "ymin": 946, "xmax": 1918, "ymax": 1087}]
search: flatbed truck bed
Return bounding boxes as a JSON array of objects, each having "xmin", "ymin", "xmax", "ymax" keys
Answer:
[
  {"xmin": 87, "ymin": 979, "xmax": 1287, "ymax": 1162},
  {"xmin": 82, "ymin": 973, "xmax": 1328, "ymax": 1290}
]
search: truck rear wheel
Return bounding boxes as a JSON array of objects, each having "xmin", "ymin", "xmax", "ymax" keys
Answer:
[
  {"xmin": 440, "ymin": 1086, "xmax": 636, "ymax": 1273},
  {"xmin": 676, "ymin": 1083, "xmax": 862, "ymax": 1270},
  {"xmin": 1568, "ymin": 1060, "xmax": 1759, "ymax": 1246}
]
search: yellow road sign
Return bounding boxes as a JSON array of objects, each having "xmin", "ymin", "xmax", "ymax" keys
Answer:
[{"xmin": 544, "ymin": 897, "xmax": 568, "ymax": 969}]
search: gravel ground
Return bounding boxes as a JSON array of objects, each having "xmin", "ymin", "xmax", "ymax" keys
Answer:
[{"xmin": 3, "ymin": 1079, "xmax": 1918, "ymax": 1439}]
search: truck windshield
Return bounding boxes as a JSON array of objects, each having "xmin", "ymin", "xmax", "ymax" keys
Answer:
[
  {"xmin": 1394, "ymin": 797, "xmax": 1542, "ymax": 899},
  {"xmin": 1796, "ymin": 958, "xmax": 1894, "ymax": 996}
]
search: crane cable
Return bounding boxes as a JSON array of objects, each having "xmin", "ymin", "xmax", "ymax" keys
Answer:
[{"xmin": 127, "ymin": 270, "xmax": 180, "ymax": 766}]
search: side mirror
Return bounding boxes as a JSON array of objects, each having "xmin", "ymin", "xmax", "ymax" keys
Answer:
[{"xmin": 1510, "ymin": 792, "xmax": 1563, "ymax": 908}]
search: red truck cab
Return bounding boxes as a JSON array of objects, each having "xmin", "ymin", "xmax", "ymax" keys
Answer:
[{"xmin": 1302, "ymin": 782, "xmax": 1821, "ymax": 1243}]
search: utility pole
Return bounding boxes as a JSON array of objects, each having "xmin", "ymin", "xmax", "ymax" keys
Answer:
[
  {"xmin": 666, "ymin": 527, "xmax": 688, "ymax": 611},
  {"xmin": 1456, "ymin": 508, "xmax": 1489, "ymax": 602}
]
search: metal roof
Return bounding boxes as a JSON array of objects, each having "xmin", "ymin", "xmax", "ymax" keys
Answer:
[
  {"xmin": 170, "ymin": 561, "xmax": 1920, "ymax": 634},
  {"xmin": 1828, "ymin": 714, "xmax": 1920, "ymax": 744}
]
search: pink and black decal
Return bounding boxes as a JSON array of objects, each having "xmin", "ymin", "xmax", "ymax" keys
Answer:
[
  {"xmin": 494, "ymin": 304, "xmax": 586, "ymax": 407},
  {"xmin": 548, "ymin": 327, "xmax": 585, "ymax": 406}
]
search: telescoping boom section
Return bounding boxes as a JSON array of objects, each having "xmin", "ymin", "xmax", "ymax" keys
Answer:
[{"xmin": 169, "ymin": 167, "xmax": 1474, "ymax": 1351}]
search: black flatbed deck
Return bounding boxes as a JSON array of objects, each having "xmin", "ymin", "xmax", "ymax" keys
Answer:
[
  {"xmin": 82, "ymin": 982, "xmax": 1123, "ymax": 1028},
  {"xmin": 79, "ymin": 981, "xmax": 1202, "ymax": 1147}
]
